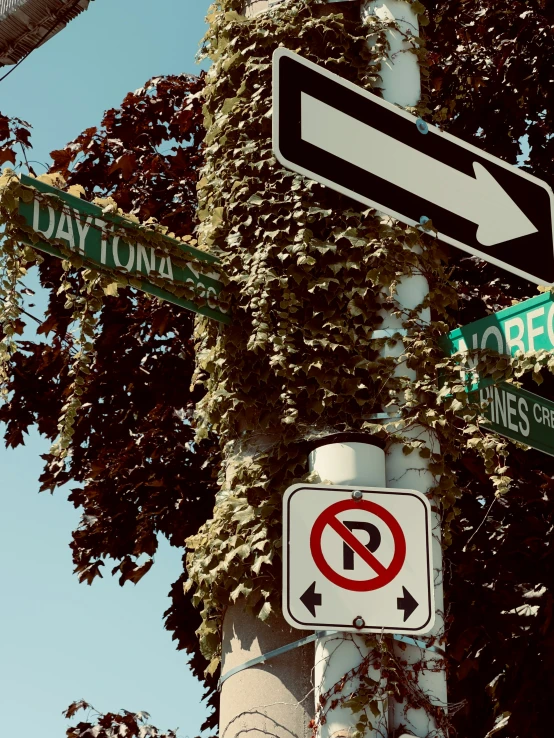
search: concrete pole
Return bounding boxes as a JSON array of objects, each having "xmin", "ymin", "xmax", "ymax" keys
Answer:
[
  {"xmin": 226, "ymin": 5, "xmax": 447, "ymax": 738},
  {"xmin": 219, "ymin": 603, "xmax": 314, "ymax": 738},
  {"xmin": 220, "ymin": 9, "xmax": 316, "ymax": 738},
  {"xmin": 310, "ymin": 438, "xmax": 388, "ymax": 738},
  {"xmin": 244, "ymin": 0, "xmax": 269, "ymax": 16},
  {"xmin": 362, "ymin": 2, "xmax": 448, "ymax": 735}
]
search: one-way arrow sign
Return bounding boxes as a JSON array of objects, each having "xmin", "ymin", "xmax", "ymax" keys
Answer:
[{"xmin": 273, "ymin": 49, "xmax": 554, "ymax": 286}]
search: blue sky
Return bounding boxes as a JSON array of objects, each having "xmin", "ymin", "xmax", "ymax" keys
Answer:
[{"xmin": 0, "ymin": 1, "xmax": 212, "ymax": 736}]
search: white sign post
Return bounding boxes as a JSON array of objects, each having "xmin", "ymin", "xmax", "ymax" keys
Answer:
[{"xmin": 282, "ymin": 484, "xmax": 435, "ymax": 635}]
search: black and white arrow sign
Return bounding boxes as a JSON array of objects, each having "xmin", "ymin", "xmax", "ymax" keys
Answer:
[{"xmin": 273, "ymin": 49, "xmax": 554, "ymax": 285}]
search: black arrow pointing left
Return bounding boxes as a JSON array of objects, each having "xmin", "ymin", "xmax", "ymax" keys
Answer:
[
  {"xmin": 300, "ymin": 581, "xmax": 322, "ymax": 617},
  {"xmin": 397, "ymin": 587, "xmax": 419, "ymax": 622}
]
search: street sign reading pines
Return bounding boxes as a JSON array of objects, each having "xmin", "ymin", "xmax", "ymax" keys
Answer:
[
  {"xmin": 273, "ymin": 49, "xmax": 554, "ymax": 286},
  {"xmin": 477, "ymin": 382, "xmax": 554, "ymax": 458},
  {"xmin": 282, "ymin": 484, "xmax": 435, "ymax": 635},
  {"xmin": 438, "ymin": 294, "xmax": 554, "ymax": 456},
  {"xmin": 14, "ymin": 175, "xmax": 230, "ymax": 324}
]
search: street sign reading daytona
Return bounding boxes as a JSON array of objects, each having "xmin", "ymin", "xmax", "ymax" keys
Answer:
[
  {"xmin": 282, "ymin": 484, "xmax": 435, "ymax": 635},
  {"xmin": 14, "ymin": 175, "xmax": 230, "ymax": 324},
  {"xmin": 273, "ymin": 49, "xmax": 554, "ymax": 285}
]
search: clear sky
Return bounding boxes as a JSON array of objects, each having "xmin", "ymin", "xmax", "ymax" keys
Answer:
[{"xmin": 0, "ymin": 1, "xmax": 213, "ymax": 736}]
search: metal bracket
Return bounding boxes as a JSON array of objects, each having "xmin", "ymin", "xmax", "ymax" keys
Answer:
[
  {"xmin": 218, "ymin": 630, "xmax": 444, "ymax": 689},
  {"xmin": 371, "ymin": 329, "xmax": 409, "ymax": 339},
  {"xmin": 218, "ymin": 630, "xmax": 335, "ymax": 690},
  {"xmin": 267, "ymin": 0, "xmax": 356, "ymax": 7},
  {"xmin": 364, "ymin": 412, "xmax": 402, "ymax": 421},
  {"xmin": 395, "ymin": 633, "xmax": 445, "ymax": 655}
]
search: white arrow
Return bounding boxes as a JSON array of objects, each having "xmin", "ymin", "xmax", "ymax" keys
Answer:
[{"xmin": 300, "ymin": 93, "xmax": 538, "ymax": 246}]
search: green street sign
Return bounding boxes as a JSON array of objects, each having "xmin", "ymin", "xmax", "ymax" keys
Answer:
[
  {"xmin": 14, "ymin": 174, "xmax": 230, "ymax": 324},
  {"xmin": 477, "ymin": 382, "xmax": 554, "ymax": 458},
  {"xmin": 441, "ymin": 292, "xmax": 554, "ymax": 358},
  {"xmin": 439, "ymin": 294, "xmax": 554, "ymax": 455}
]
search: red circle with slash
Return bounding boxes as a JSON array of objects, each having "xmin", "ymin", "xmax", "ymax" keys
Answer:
[{"xmin": 310, "ymin": 499, "xmax": 406, "ymax": 592}]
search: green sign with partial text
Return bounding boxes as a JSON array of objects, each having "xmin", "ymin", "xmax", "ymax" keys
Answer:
[
  {"xmin": 15, "ymin": 175, "xmax": 230, "ymax": 324},
  {"xmin": 441, "ymin": 292, "xmax": 554, "ymax": 358},
  {"xmin": 476, "ymin": 382, "xmax": 554, "ymax": 458},
  {"xmin": 439, "ymin": 294, "xmax": 554, "ymax": 455}
]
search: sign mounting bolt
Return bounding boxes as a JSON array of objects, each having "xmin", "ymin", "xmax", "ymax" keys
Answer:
[
  {"xmin": 416, "ymin": 118, "xmax": 429, "ymax": 134},
  {"xmin": 353, "ymin": 616, "xmax": 365, "ymax": 629},
  {"xmin": 351, "ymin": 489, "xmax": 363, "ymax": 501}
]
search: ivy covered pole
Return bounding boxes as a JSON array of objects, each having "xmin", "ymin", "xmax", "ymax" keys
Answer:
[
  {"xmin": 187, "ymin": 2, "xmax": 452, "ymax": 738},
  {"xmin": 216, "ymin": 11, "xmax": 312, "ymax": 738},
  {"xmin": 362, "ymin": 1, "xmax": 448, "ymax": 735}
]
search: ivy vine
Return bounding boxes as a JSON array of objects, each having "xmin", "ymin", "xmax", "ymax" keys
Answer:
[
  {"xmin": 0, "ymin": 168, "xmax": 225, "ymax": 459},
  {"xmin": 187, "ymin": 0, "xmax": 452, "ymax": 684},
  {"xmin": 1, "ymin": 1, "xmax": 552, "ymax": 735},
  {"xmin": 184, "ymin": 1, "xmax": 554, "ymax": 733}
]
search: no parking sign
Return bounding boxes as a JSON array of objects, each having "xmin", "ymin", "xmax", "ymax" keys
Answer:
[{"xmin": 282, "ymin": 484, "xmax": 435, "ymax": 635}]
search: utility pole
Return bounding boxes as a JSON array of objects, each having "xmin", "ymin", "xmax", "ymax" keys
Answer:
[
  {"xmin": 219, "ymin": 7, "xmax": 315, "ymax": 738},
  {"xmin": 218, "ymin": 2, "xmax": 447, "ymax": 738},
  {"xmin": 219, "ymin": 599, "xmax": 313, "ymax": 738},
  {"xmin": 360, "ymin": 3, "xmax": 448, "ymax": 735}
]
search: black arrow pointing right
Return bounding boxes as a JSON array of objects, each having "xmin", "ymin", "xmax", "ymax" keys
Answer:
[
  {"xmin": 274, "ymin": 50, "xmax": 554, "ymax": 285},
  {"xmin": 300, "ymin": 581, "xmax": 322, "ymax": 617},
  {"xmin": 397, "ymin": 587, "xmax": 419, "ymax": 622}
]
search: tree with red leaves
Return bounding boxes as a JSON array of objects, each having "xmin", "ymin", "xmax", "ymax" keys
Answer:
[
  {"xmin": 3, "ymin": 4, "xmax": 554, "ymax": 737},
  {"xmin": 64, "ymin": 701, "xmax": 178, "ymax": 738},
  {"xmin": 1, "ymin": 71, "xmax": 219, "ymax": 734}
]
